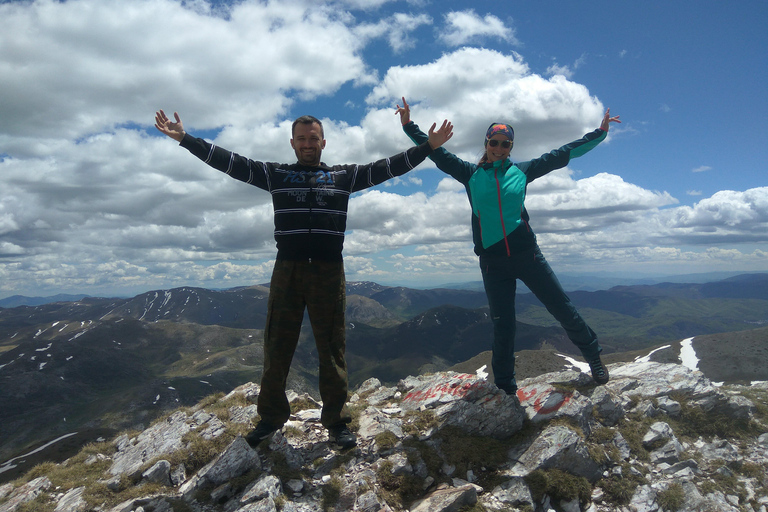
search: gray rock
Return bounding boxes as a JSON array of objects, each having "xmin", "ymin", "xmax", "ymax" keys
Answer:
[
  {"xmin": 490, "ymin": 477, "xmax": 533, "ymax": 509},
  {"xmin": 356, "ymin": 377, "xmax": 382, "ymax": 395},
  {"xmin": 293, "ymin": 409, "xmax": 321, "ymax": 422},
  {"xmin": 210, "ymin": 482, "xmax": 235, "ymax": 503},
  {"xmin": 200, "ymin": 415, "xmax": 227, "ymax": 440},
  {"xmin": 235, "ymin": 498, "xmax": 277, "ymax": 512},
  {"xmin": 191, "ymin": 410, "xmax": 213, "ymax": 426},
  {"xmin": 285, "ymin": 479, "xmax": 303, "ymax": 494},
  {"xmin": 508, "ymin": 425, "xmax": 603, "ymax": 482},
  {"xmin": 109, "ymin": 410, "xmax": 190, "ymax": 477},
  {"xmin": 649, "ymin": 439, "xmax": 684, "ymax": 464},
  {"xmin": 717, "ymin": 394, "xmax": 757, "ymax": 419},
  {"xmin": 355, "ymin": 490, "xmax": 383, "ymax": 512},
  {"xmin": 83, "ymin": 453, "xmax": 109, "ymax": 466},
  {"xmin": 180, "ymin": 436, "xmax": 259, "ymax": 495},
  {"xmin": 0, "ymin": 476, "xmax": 51, "ymax": 512},
  {"xmin": 699, "ymin": 438, "xmax": 740, "ymax": 463},
  {"xmin": 656, "ymin": 395, "xmax": 682, "ymax": 416},
  {"xmin": 224, "ymin": 382, "xmax": 260, "ymax": 403},
  {"xmin": 517, "ymin": 370, "xmax": 596, "ymax": 426},
  {"xmin": 590, "ymin": 386, "xmax": 624, "ymax": 426},
  {"xmin": 53, "ymin": 486, "xmax": 86, "ymax": 512},
  {"xmin": 410, "ymin": 484, "xmax": 477, "ymax": 512},
  {"xmin": 379, "ymin": 452, "xmax": 412, "ymax": 475},
  {"xmin": 141, "ymin": 459, "xmax": 171, "ymax": 486},
  {"xmin": 229, "ymin": 404, "xmax": 259, "ymax": 424},
  {"xmin": 170, "ymin": 463, "xmax": 187, "ymax": 486},
  {"xmin": 609, "ymin": 361, "xmax": 717, "ymax": 402},
  {"xmin": 661, "ymin": 458, "xmax": 699, "ymax": 475},
  {"xmin": 367, "ymin": 385, "xmax": 397, "ymax": 406},
  {"xmin": 400, "ymin": 372, "xmax": 525, "ymax": 438},
  {"xmin": 266, "ymin": 430, "xmax": 304, "ymax": 469},
  {"xmin": 642, "ymin": 421, "xmax": 675, "ymax": 447},
  {"xmin": 611, "ymin": 431, "xmax": 631, "ymax": 460},
  {"xmin": 358, "ymin": 406, "xmax": 404, "ymax": 440},
  {"xmin": 241, "ymin": 475, "xmax": 281, "ymax": 504},
  {"xmin": 628, "ymin": 484, "xmax": 658, "ymax": 512},
  {"xmin": 8, "ymin": 364, "xmax": 768, "ymax": 512}
]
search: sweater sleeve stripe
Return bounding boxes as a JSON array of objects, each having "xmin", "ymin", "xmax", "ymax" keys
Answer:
[
  {"xmin": 245, "ymin": 160, "xmax": 253, "ymax": 184},
  {"xmin": 350, "ymin": 165, "xmax": 361, "ymax": 190},
  {"xmin": 403, "ymin": 152, "xmax": 413, "ymax": 171},
  {"xmin": 204, "ymin": 145, "xmax": 216, "ymax": 164},
  {"xmin": 261, "ymin": 162, "xmax": 271, "ymax": 190},
  {"xmin": 226, "ymin": 153, "xmax": 235, "ymax": 175}
]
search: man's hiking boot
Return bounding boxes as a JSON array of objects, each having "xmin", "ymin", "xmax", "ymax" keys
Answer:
[
  {"xmin": 497, "ymin": 384, "xmax": 518, "ymax": 396},
  {"xmin": 245, "ymin": 421, "xmax": 278, "ymax": 448},
  {"xmin": 588, "ymin": 356, "xmax": 610, "ymax": 385},
  {"xmin": 328, "ymin": 424, "xmax": 357, "ymax": 449}
]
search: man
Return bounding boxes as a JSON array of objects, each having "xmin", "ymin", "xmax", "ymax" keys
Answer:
[{"xmin": 155, "ymin": 110, "xmax": 453, "ymax": 449}]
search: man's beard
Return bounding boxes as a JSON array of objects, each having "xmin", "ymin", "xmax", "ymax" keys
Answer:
[{"xmin": 296, "ymin": 149, "xmax": 321, "ymax": 166}]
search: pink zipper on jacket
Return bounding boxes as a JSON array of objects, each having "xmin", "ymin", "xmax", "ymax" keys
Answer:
[{"xmin": 494, "ymin": 168, "xmax": 511, "ymax": 256}]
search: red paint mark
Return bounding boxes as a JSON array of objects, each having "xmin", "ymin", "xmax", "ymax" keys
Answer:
[
  {"xmin": 517, "ymin": 386, "xmax": 573, "ymax": 415},
  {"xmin": 402, "ymin": 379, "xmax": 486, "ymax": 403},
  {"xmin": 533, "ymin": 392, "xmax": 573, "ymax": 415}
]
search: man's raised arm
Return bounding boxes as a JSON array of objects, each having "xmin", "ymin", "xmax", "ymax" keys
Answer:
[{"xmin": 154, "ymin": 110, "xmax": 186, "ymax": 142}]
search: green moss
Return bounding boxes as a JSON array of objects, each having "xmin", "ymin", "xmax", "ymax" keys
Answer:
[
  {"xmin": 402, "ymin": 409, "xmax": 440, "ymax": 435},
  {"xmin": 5, "ymin": 389, "xmax": 269, "ymax": 512},
  {"xmin": 435, "ymin": 426, "xmax": 512, "ymax": 474},
  {"xmin": 267, "ymin": 451, "xmax": 305, "ymax": 481},
  {"xmin": 320, "ymin": 476, "xmax": 343, "ymax": 511},
  {"xmin": 549, "ymin": 417, "xmax": 585, "ymax": 439},
  {"xmin": 282, "ymin": 425, "xmax": 304, "ymax": 439},
  {"xmin": 656, "ymin": 482, "xmax": 685, "ymax": 511},
  {"xmin": 290, "ymin": 396, "xmax": 319, "ymax": 414},
  {"xmin": 736, "ymin": 461, "xmax": 767, "ymax": 480},
  {"xmin": 457, "ymin": 504, "xmax": 488, "ymax": 512},
  {"xmin": 402, "ymin": 438, "xmax": 444, "ymax": 483},
  {"xmin": 586, "ymin": 444, "xmax": 611, "ymax": 466},
  {"xmin": 375, "ymin": 460, "xmax": 424, "ymax": 510},
  {"xmin": 525, "ymin": 469, "xmax": 591, "ymax": 505},
  {"xmin": 16, "ymin": 497, "xmax": 55, "ymax": 512},
  {"xmin": 374, "ymin": 431, "xmax": 400, "ymax": 451},
  {"xmin": 196, "ymin": 392, "xmax": 226, "ymax": 409},
  {"xmin": 167, "ymin": 425, "xmax": 245, "ymax": 474},
  {"xmin": 739, "ymin": 388, "xmax": 768, "ymax": 423},
  {"xmin": 588, "ymin": 427, "xmax": 623, "ymax": 463},
  {"xmin": 700, "ymin": 471, "xmax": 749, "ymax": 503},
  {"xmin": 616, "ymin": 416, "xmax": 654, "ymax": 461},
  {"xmin": 666, "ymin": 392, "xmax": 765, "ymax": 442},
  {"xmin": 346, "ymin": 402, "xmax": 368, "ymax": 432},
  {"xmin": 599, "ymin": 464, "xmax": 647, "ymax": 505}
]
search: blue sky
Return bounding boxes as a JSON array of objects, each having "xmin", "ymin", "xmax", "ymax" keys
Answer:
[{"xmin": 1, "ymin": 0, "xmax": 766, "ymax": 299}]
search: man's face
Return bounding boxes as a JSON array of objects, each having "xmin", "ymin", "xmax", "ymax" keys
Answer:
[{"xmin": 291, "ymin": 122, "xmax": 326, "ymax": 166}]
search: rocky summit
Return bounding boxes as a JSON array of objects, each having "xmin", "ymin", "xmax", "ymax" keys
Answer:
[{"xmin": 1, "ymin": 361, "xmax": 766, "ymax": 512}]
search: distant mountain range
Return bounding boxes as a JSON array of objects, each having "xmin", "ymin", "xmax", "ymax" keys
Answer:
[
  {"xmin": 1, "ymin": 273, "xmax": 767, "ymax": 466},
  {"xmin": 0, "ymin": 293, "xmax": 92, "ymax": 308}
]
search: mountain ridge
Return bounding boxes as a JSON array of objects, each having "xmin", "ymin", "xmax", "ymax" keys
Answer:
[
  {"xmin": 1, "ymin": 274, "xmax": 767, "ymax": 479},
  {"xmin": 0, "ymin": 360, "xmax": 766, "ymax": 512}
]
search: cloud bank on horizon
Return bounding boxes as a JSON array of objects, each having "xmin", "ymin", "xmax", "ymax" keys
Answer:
[{"xmin": 1, "ymin": 0, "xmax": 766, "ymax": 298}]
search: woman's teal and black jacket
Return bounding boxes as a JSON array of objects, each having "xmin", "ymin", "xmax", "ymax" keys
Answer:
[{"xmin": 403, "ymin": 121, "xmax": 607, "ymax": 256}]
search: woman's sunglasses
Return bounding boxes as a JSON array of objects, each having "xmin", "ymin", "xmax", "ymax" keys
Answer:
[{"xmin": 487, "ymin": 139, "xmax": 512, "ymax": 148}]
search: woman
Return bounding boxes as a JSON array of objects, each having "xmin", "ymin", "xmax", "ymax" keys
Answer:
[{"xmin": 397, "ymin": 97, "xmax": 620, "ymax": 394}]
